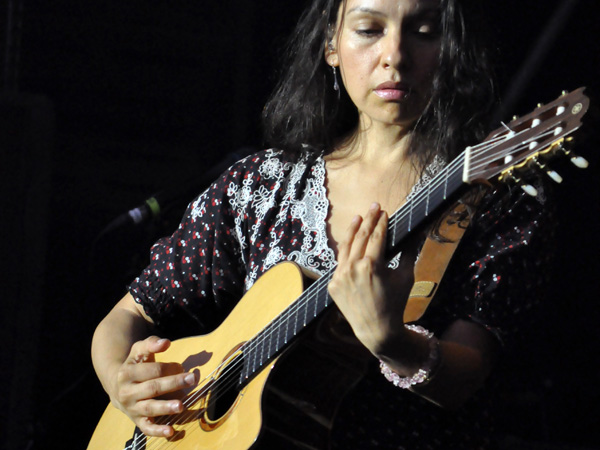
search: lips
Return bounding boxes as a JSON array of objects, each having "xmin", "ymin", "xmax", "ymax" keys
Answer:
[{"xmin": 373, "ymin": 81, "xmax": 411, "ymax": 100}]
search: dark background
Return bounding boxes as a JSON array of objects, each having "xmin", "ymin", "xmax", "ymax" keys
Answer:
[{"xmin": 1, "ymin": 0, "xmax": 599, "ymax": 449}]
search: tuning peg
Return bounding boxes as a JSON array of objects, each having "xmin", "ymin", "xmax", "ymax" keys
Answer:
[
  {"xmin": 556, "ymin": 140, "xmax": 588, "ymax": 168},
  {"xmin": 537, "ymin": 103, "xmax": 543, "ymax": 108},
  {"xmin": 521, "ymin": 184, "xmax": 539, "ymax": 197},
  {"xmin": 546, "ymin": 170, "xmax": 563, "ymax": 183},
  {"xmin": 571, "ymin": 156, "xmax": 589, "ymax": 169},
  {"xmin": 503, "ymin": 170, "xmax": 538, "ymax": 196},
  {"xmin": 531, "ymin": 157, "xmax": 564, "ymax": 184},
  {"xmin": 561, "ymin": 90, "xmax": 569, "ymax": 96}
]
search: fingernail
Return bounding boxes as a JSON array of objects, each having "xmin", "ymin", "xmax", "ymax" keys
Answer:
[
  {"xmin": 184, "ymin": 373, "xmax": 196, "ymax": 385},
  {"xmin": 370, "ymin": 202, "xmax": 379, "ymax": 210},
  {"xmin": 157, "ymin": 338, "xmax": 168, "ymax": 345},
  {"xmin": 171, "ymin": 401, "xmax": 182, "ymax": 413}
]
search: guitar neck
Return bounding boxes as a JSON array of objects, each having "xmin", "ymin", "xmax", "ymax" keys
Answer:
[
  {"xmin": 385, "ymin": 153, "xmax": 466, "ymax": 256},
  {"xmin": 239, "ymin": 154, "xmax": 467, "ymax": 385}
]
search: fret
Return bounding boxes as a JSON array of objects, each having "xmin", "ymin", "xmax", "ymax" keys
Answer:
[
  {"xmin": 275, "ymin": 313, "xmax": 282, "ymax": 353},
  {"xmin": 313, "ymin": 289, "xmax": 319, "ymax": 316},
  {"xmin": 302, "ymin": 295, "xmax": 308, "ymax": 327},
  {"xmin": 293, "ymin": 301, "xmax": 299, "ymax": 336},
  {"xmin": 443, "ymin": 165, "xmax": 449, "ymax": 200},
  {"xmin": 251, "ymin": 339, "xmax": 258, "ymax": 374},
  {"xmin": 284, "ymin": 309, "xmax": 289, "ymax": 344},
  {"xmin": 267, "ymin": 326, "xmax": 273, "ymax": 362}
]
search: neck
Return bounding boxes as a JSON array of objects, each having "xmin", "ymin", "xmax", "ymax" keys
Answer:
[{"xmin": 335, "ymin": 117, "xmax": 417, "ymax": 168}]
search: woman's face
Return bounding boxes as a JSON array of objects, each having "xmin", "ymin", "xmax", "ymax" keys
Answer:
[{"xmin": 327, "ymin": 0, "xmax": 441, "ymax": 129}]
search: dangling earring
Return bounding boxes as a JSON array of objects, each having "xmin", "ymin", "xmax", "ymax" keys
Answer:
[
  {"xmin": 327, "ymin": 40, "xmax": 340, "ymax": 95},
  {"xmin": 331, "ymin": 66, "xmax": 340, "ymax": 92}
]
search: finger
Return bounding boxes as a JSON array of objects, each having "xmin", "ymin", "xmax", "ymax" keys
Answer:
[
  {"xmin": 363, "ymin": 210, "xmax": 388, "ymax": 265},
  {"xmin": 136, "ymin": 371, "xmax": 197, "ymax": 401},
  {"xmin": 348, "ymin": 203, "xmax": 382, "ymax": 261},
  {"xmin": 138, "ymin": 415, "xmax": 177, "ymax": 438},
  {"xmin": 147, "ymin": 336, "xmax": 172, "ymax": 354},
  {"xmin": 337, "ymin": 215, "xmax": 362, "ymax": 265},
  {"xmin": 136, "ymin": 397, "xmax": 185, "ymax": 419},
  {"xmin": 124, "ymin": 361, "xmax": 185, "ymax": 384}
]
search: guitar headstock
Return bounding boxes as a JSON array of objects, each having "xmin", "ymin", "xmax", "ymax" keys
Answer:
[{"xmin": 463, "ymin": 87, "xmax": 590, "ymax": 189}]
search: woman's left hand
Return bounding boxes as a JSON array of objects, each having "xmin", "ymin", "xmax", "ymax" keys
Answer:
[{"xmin": 328, "ymin": 202, "xmax": 417, "ymax": 356}]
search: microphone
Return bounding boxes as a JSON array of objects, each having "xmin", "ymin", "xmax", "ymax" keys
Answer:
[{"xmin": 102, "ymin": 147, "xmax": 255, "ymax": 234}]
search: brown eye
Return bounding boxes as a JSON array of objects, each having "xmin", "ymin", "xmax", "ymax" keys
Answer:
[{"xmin": 356, "ymin": 28, "xmax": 381, "ymax": 36}]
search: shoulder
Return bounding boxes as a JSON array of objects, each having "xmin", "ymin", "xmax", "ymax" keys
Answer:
[
  {"xmin": 221, "ymin": 149, "xmax": 291, "ymax": 180},
  {"xmin": 219, "ymin": 148, "xmax": 323, "ymax": 185}
]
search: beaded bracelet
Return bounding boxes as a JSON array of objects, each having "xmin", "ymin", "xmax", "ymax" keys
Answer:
[{"xmin": 379, "ymin": 325, "xmax": 441, "ymax": 389}]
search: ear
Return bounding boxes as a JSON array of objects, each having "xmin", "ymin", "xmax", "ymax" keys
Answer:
[{"xmin": 324, "ymin": 40, "xmax": 339, "ymax": 67}]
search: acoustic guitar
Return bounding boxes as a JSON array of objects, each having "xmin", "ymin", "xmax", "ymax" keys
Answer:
[{"xmin": 88, "ymin": 88, "xmax": 590, "ymax": 450}]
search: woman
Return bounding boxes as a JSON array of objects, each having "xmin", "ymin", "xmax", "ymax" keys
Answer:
[{"xmin": 91, "ymin": 0, "xmax": 551, "ymax": 448}]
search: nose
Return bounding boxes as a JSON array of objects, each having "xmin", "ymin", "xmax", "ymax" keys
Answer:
[{"xmin": 381, "ymin": 31, "xmax": 407, "ymax": 70}]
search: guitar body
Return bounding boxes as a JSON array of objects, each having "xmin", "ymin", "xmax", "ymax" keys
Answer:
[{"xmin": 88, "ymin": 262, "xmax": 369, "ymax": 450}]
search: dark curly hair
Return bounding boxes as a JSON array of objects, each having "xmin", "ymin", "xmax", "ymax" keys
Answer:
[{"xmin": 262, "ymin": 0, "xmax": 497, "ymax": 169}]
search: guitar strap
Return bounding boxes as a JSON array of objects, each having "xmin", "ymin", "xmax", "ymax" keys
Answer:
[{"xmin": 403, "ymin": 200, "xmax": 476, "ymax": 323}]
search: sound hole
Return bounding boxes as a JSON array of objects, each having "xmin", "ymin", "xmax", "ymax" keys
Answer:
[{"xmin": 206, "ymin": 356, "xmax": 243, "ymax": 421}]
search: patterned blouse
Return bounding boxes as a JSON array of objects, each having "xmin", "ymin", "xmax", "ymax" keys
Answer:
[{"xmin": 129, "ymin": 149, "xmax": 553, "ymax": 449}]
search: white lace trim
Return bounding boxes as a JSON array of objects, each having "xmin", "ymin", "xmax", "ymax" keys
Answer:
[
  {"xmin": 221, "ymin": 151, "xmax": 336, "ymax": 290},
  {"xmin": 286, "ymin": 157, "xmax": 336, "ymax": 273}
]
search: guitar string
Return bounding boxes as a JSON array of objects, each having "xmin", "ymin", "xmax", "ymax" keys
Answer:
[
  {"xmin": 172, "ymin": 125, "xmax": 564, "ymax": 415},
  {"xmin": 136, "ymin": 136, "xmax": 477, "ymax": 449},
  {"xmin": 134, "ymin": 100, "xmax": 576, "ymax": 449},
  {"xmin": 468, "ymin": 128, "xmax": 562, "ymax": 173},
  {"xmin": 134, "ymin": 99, "xmax": 585, "ymax": 448},
  {"xmin": 136, "ymin": 146, "xmax": 470, "ymax": 449},
  {"xmin": 135, "ymin": 145, "xmax": 534, "ymax": 450},
  {"xmin": 137, "ymin": 127, "xmax": 551, "ymax": 450},
  {"xmin": 135, "ymin": 129, "xmax": 534, "ymax": 449},
  {"xmin": 143, "ymin": 101, "xmax": 582, "ymax": 446},
  {"xmin": 134, "ymin": 123, "xmax": 564, "ymax": 449},
  {"xmin": 130, "ymin": 135, "xmax": 473, "ymax": 449},
  {"xmin": 383, "ymin": 127, "xmax": 549, "ymax": 223}
]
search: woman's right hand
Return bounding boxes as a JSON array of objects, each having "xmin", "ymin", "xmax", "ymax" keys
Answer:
[{"xmin": 111, "ymin": 336, "xmax": 198, "ymax": 437}]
